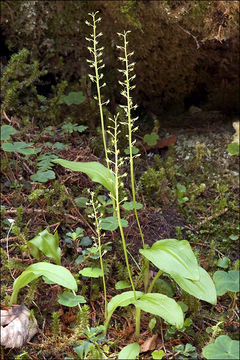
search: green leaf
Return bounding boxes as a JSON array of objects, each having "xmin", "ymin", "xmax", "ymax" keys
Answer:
[
  {"xmin": 152, "ymin": 350, "xmax": 165, "ymax": 360},
  {"xmin": 74, "ymin": 197, "xmax": 88, "ymax": 207},
  {"xmin": 216, "ymin": 257, "xmax": 230, "ymax": 269},
  {"xmin": 122, "ymin": 201, "xmax": 143, "ymax": 211},
  {"xmin": 30, "ymin": 170, "xmax": 56, "ymax": 183},
  {"xmin": 118, "ymin": 343, "xmax": 140, "ymax": 360},
  {"xmin": 213, "ymin": 270, "xmax": 239, "ymax": 296},
  {"xmin": 79, "ymin": 267, "xmax": 103, "ymax": 278},
  {"xmin": 154, "ymin": 278, "xmax": 175, "ymax": 297},
  {"xmin": 139, "ymin": 239, "xmax": 199, "ymax": 280},
  {"xmin": 53, "ymin": 160, "xmax": 116, "ymax": 197},
  {"xmin": 11, "ymin": 262, "xmax": 77, "ymax": 304},
  {"xmin": 202, "ymin": 335, "xmax": 239, "ymax": 359},
  {"xmin": 133, "ymin": 293, "xmax": 184, "ymax": 329},
  {"xmin": 57, "ymin": 291, "xmax": 86, "ymax": 307},
  {"xmin": 115, "ymin": 280, "xmax": 131, "ymax": 290},
  {"xmin": 2, "ymin": 142, "xmax": 41, "ymax": 155},
  {"xmin": 172, "ymin": 266, "xmax": 217, "ymax": 305},
  {"xmin": 99, "ymin": 216, "xmax": 128, "ymax": 231},
  {"xmin": 106, "ymin": 291, "xmax": 143, "ymax": 327},
  {"xmin": 124, "ymin": 146, "xmax": 139, "ymax": 155},
  {"xmin": 58, "ymin": 91, "xmax": 86, "ymax": 105},
  {"xmin": 143, "ymin": 132, "xmax": 159, "ymax": 146},
  {"xmin": 27, "ymin": 229, "xmax": 61, "ymax": 265},
  {"xmin": 53, "ymin": 142, "xmax": 68, "ymax": 150},
  {"xmin": 1, "ymin": 125, "xmax": 17, "ymax": 140},
  {"xmin": 227, "ymin": 142, "xmax": 239, "ymax": 155}
]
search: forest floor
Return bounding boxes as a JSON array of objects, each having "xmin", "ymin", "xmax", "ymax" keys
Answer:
[{"xmin": 1, "ymin": 111, "xmax": 239, "ymax": 359}]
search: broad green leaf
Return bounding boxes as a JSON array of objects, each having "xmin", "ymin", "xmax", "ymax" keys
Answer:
[
  {"xmin": 99, "ymin": 216, "xmax": 128, "ymax": 231},
  {"xmin": 122, "ymin": 201, "xmax": 143, "ymax": 211},
  {"xmin": 57, "ymin": 291, "xmax": 86, "ymax": 307},
  {"xmin": 213, "ymin": 270, "xmax": 239, "ymax": 296},
  {"xmin": 1, "ymin": 125, "xmax": 17, "ymax": 140},
  {"xmin": 115, "ymin": 280, "xmax": 131, "ymax": 290},
  {"xmin": 30, "ymin": 170, "xmax": 56, "ymax": 182},
  {"xmin": 172, "ymin": 266, "xmax": 217, "ymax": 305},
  {"xmin": 75, "ymin": 197, "xmax": 88, "ymax": 207},
  {"xmin": 227, "ymin": 142, "xmax": 239, "ymax": 155},
  {"xmin": 74, "ymin": 341, "xmax": 93, "ymax": 359},
  {"xmin": 143, "ymin": 132, "xmax": 159, "ymax": 146},
  {"xmin": 58, "ymin": 91, "xmax": 86, "ymax": 105},
  {"xmin": 154, "ymin": 278, "xmax": 175, "ymax": 297},
  {"xmin": 216, "ymin": 257, "xmax": 230, "ymax": 269},
  {"xmin": 53, "ymin": 142, "xmax": 68, "ymax": 150},
  {"xmin": 202, "ymin": 335, "xmax": 239, "ymax": 359},
  {"xmin": 118, "ymin": 343, "xmax": 140, "ymax": 360},
  {"xmin": 152, "ymin": 350, "xmax": 165, "ymax": 359},
  {"xmin": 106, "ymin": 291, "xmax": 143, "ymax": 326},
  {"xmin": 53, "ymin": 160, "xmax": 116, "ymax": 197},
  {"xmin": 2, "ymin": 142, "xmax": 41, "ymax": 155},
  {"xmin": 133, "ymin": 293, "xmax": 184, "ymax": 329},
  {"xmin": 139, "ymin": 239, "xmax": 199, "ymax": 280},
  {"xmin": 27, "ymin": 229, "xmax": 61, "ymax": 265},
  {"xmin": 11, "ymin": 262, "xmax": 77, "ymax": 304},
  {"xmin": 79, "ymin": 267, "xmax": 103, "ymax": 278},
  {"xmin": 124, "ymin": 146, "xmax": 139, "ymax": 155}
]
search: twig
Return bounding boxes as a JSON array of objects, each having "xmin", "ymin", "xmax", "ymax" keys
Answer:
[{"xmin": 178, "ymin": 24, "xmax": 200, "ymax": 49}]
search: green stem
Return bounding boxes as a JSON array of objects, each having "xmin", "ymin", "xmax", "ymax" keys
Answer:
[
  {"xmin": 148, "ymin": 270, "xmax": 163, "ymax": 293},
  {"xmin": 91, "ymin": 194, "xmax": 107, "ymax": 319},
  {"xmin": 123, "ymin": 32, "xmax": 145, "ymax": 249},
  {"xmin": 135, "ymin": 307, "xmax": 141, "ymax": 340},
  {"xmin": 114, "ymin": 115, "xmax": 136, "ymax": 298}
]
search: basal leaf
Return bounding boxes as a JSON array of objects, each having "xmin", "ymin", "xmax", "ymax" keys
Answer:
[
  {"xmin": 139, "ymin": 239, "xmax": 199, "ymax": 280},
  {"xmin": 118, "ymin": 343, "xmax": 140, "ymax": 360},
  {"xmin": 27, "ymin": 229, "xmax": 61, "ymax": 265},
  {"xmin": 133, "ymin": 293, "xmax": 184, "ymax": 329},
  {"xmin": 11, "ymin": 262, "xmax": 77, "ymax": 304},
  {"xmin": 106, "ymin": 291, "xmax": 143, "ymax": 328},
  {"xmin": 53, "ymin": 160, "xmax": 116, "ymax": 197},
  {"xmin": 172, "ymin": 266, "xmax": 217, "ymax": 305}
]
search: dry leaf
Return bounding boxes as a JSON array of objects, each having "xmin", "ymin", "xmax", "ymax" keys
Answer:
[
  {"xmin": 232, "ymin": 120, "xmax": 239, "ymax": 144},
  {"xmin": 142, "ymin": 135, "xmax": 177, "ymax": 152},
  {"xmin": 140, "ymin": 334, "xmax": 159, "ymax": 352},
  {"xmin": 0, "ymin": 304, "xmax": 38, "ymax": 348}
]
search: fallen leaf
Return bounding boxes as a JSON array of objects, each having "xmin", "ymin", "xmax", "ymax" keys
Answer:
[
  {"xmin": 140, "ymin": 334, "xmax": 159, "ymax": 352},
  {"xmin": 0, "ymin": 304, "xmax": 38, "ymax": 348},
  {"xmin": 138, "ymin": 135, "xmax": 177, "ymax": 152}
]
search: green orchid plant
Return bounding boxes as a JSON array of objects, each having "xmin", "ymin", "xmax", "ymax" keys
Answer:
[{"xmin": 53, "ymin": 11, "xmax": 217, "ymax": 357}]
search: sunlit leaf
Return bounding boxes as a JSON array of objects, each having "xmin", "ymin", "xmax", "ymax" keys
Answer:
[
  {"xmin": 139, "ymin": 239, "xmax": 199, "ymax": 280},
  {"xmin": 27, "ymin": 229, "xmax": 61, "ymax": 265},
  {"xmin": 11, "ymin": 262, "xmax": 77, "ymax": 304},
  {"xmin": 53, "ymin": 160, "xmax": 116, "ymax": 197},
  {"xmin": 118, "ymin": 343, "xmax": 140, "ymax": 360},
  {"xmin": 133, "ymin": 293, "xmax": 184, "ymax": 329},
  {"xmin": 172, "ymin": 266, "xmax": 217, "ymax": 305}
]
